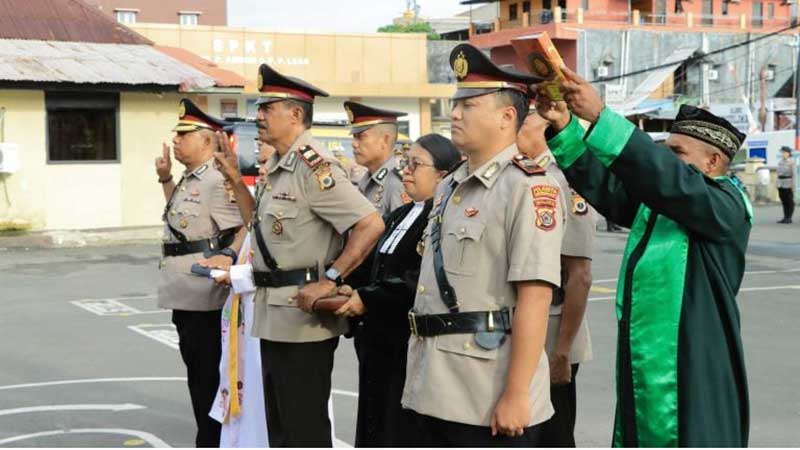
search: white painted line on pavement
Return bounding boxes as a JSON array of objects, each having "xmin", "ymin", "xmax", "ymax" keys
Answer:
[
  {"xmin": 0, "ymin": 428, "xmax": 170, "ymax": 447},
  {"xmin": 128, "ymin": 324, "xmax": 179, "ymax": 350},
  {"xmin": 0, "ymin": 403, "xmax": 145, "ymax": 417},
  {"xmin": 331, "ymin": 388, "xmax": 359, "ymax": 398},
  {"xmin": 70, "ymin": 296, "xmax": 165, "ymax": 317},
  {"xmin": 0, "ymin": 377, "xmax": 186, "ymax": 392}
]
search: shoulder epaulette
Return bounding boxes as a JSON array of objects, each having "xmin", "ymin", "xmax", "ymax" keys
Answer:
[
  {"xmin": 511, "ymin": 154, "xmax": 546, "ymax": 176},
  {"xmin": 298, "ymin": 145, "xmax": 323, "ymax": 169}
]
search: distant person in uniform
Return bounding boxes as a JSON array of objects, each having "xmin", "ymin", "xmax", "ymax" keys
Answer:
[
  {"xmin": 777, "ymin": 146, "xmax": 796, "ymax": 224},
  {"xmin": 155, "ymin": 99, "xmax": 247, "ymax": 447},
  {"xmin": 402, "ymin": 43, "xmax": 565, "ymax": 447},
  {"xmin": 346, "ymin": 101, "xmax": 409, "ymax": 216},
  {"xmin": 517, "ymin": 107, "xmax": 595, "ymax": 447},
  {"xmin": 328, "ymin": 133, "xmax": 461, "ymax": 447},
  {"xmin": 212, "ymin": 63, "xmax": 384, "ymax": 447}
]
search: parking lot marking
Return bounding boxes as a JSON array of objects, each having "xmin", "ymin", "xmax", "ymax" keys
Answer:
[
  {"xmin": 331, "ymin": 389, "xmax": 358, "ymax": 398},
  {"xmin": 0, "ymin": 428, "xmax": 170, "ymax": 447},
  {"xmin": 70, "ymin": 296, "xmax": 165, "ymax": 316},
  {"xmin": 0, "ymin": 377, "xmax": 186, "ymax": 391},
  {"xmin": 0, "ymin": 403, "xmax": 144, "ymax": 417},
  {"xmin": 128, "ymin": 324, "xmax": 179, "ymax": 350}
]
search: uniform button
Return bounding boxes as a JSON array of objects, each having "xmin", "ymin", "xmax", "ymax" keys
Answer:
[
  {"xmin": 417, "ymin": 285, "xmax": 425, "ymax": 294},
  {"xmin": 463, "ymin": 342, "xmax": 472, "ymax": 351},
  {"xmin": 459, "ymin": 227, "xmax": 466, "ymax": 234},
  {"xmin": 287, "ymin": 297, "xmax": 293, "ymax": 304},
  {"xmin": 277, "ymin": 211, "xmax": 284, "ymax": 218},
  {"xmin": 452, "ymin": 196, "xmax": 461, "ymax": 204}
]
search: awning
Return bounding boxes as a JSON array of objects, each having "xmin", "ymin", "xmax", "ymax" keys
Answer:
[
  {"xmin": 612, "ymin": 47, "xmax": 698, "ymax": 116},
  {"xmin": 0, "ymin": 39, "xmax": 215, "ymax": 90}
]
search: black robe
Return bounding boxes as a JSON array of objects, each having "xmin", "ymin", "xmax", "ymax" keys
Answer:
[{"xmin": 349, "ymin": 200, "xmax": 432, "ymax": 447}]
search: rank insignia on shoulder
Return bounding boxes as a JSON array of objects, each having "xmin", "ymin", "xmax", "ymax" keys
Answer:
[
  {"xmin": 315, "ymin": 163, "xmax": 336, "ymax": 191},
  {"xmin": 571, "ymin": 190, "xmax": 588, "ymax": 215},
  {"xmin": 512, "ymin": 154, "xmax": 546, "ymax": 176},
  {"xmin": 375, "ymin": 167, "xmax": 388, "ymax": 181},
  {"xmin": 299, "ymin": 145, "xmax": 323, "ymax": 169},
  {"xmin": 532, "ymin": 185, "xmax": 560, "ymax": 231}
]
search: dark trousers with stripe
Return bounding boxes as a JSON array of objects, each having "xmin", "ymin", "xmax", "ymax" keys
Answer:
[
  {"xmin": 260, "ymin": 337, "xmax": 339, "ymax": 447},
  {"xmin": 172, "ymin": 309, "xmax": 223, "ymax": 448},
  {"xmin": 539, "ymin": 364, "xmax": 580, "ymax": 447}
]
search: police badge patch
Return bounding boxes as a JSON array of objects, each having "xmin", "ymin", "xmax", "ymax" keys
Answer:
[
  {"xmin": 315, "ymin": 163, "xmax": 336, "ymax": 191},
  {"xmin": 532, "ymin": 185, "xmax": 559, "ymax": 231},
  {"xmin": 571, "ymin": 190, "xmax": 588, "ymax": 215}
]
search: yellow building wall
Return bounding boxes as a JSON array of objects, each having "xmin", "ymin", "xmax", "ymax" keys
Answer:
[
  {"xmin": 0, "ymin": 90, "xmax": 48, "ymax": 230},
  {"xmin": 0, "ymin": 89, "xmax": 188, "ymax": 231},
  {"xmin": 131, "ymin": 24, "xmax": 449, "ymax": 98}
]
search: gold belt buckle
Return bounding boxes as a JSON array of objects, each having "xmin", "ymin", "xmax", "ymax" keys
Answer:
[{"xmin": 408, "ymin": 312, "xmax": 419, "ymax": 337}]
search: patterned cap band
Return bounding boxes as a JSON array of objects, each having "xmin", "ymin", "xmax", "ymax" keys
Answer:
[{"xmin": 670, "ymin": 120, "xmax": 742, "ymax": 159}]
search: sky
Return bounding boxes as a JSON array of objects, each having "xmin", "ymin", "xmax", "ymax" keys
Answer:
[{"xmin": 228, "ymin": 0, "xmax": 470, "ymax": 33}]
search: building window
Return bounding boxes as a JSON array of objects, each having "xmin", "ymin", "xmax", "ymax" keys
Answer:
[
  {"xmin": 702, "ymin": 0, "xmax": 713, "ymax": 25},
  {"xmin": 722, "ymin": 0, "xmax": 729, "ymax": 16},
  {"xmin": 768, "ymin": 3, "xmax": 775, "ymax": 20},
  {"xmin": 509, "ymin": 3, "xmax": 518, "ymax": 21},
  {"xmin": 46, "ymin": 92, "xmax": 118, "ymax": 163},
  {"xmin": 753, "ymin": 1, "xmax": 763, "ymax": 28},
  {"xmin": 179, "ymin": 13, "xmax": 199, "ymax": 26},
  {"xmin": 115, "ymin": 10, "xmax": 137, "ymax": 24},
  {"xmin": 582, "ymin": 0, "xmax": 589, "ymax": 10},
  {"xmin": 220, "ymin": 100, "xmax": 238, "ymax": 118},
  {"xmin": 522, "ymin": 1, "xmax": 530, "ymax": 14}
]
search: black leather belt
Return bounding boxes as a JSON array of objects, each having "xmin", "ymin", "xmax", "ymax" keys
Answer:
[
  {"xmin": 162, "ymin": 233, "xmax": 234, "ymax": 257},
  {"xmin": 408, "ymin": 309, "xmax": 512, "ymax": 337},
  {"xmin": 253, "ymin": 267, "xmax": 318, "ymax": 288}
]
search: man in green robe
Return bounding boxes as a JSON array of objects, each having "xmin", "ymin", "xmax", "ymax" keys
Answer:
[{"xmin": 534, "ymin": 67, "xmax": 752, "ymax": 447}]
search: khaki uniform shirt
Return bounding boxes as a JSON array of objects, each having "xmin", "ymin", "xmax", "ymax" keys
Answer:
[
  {"xmin": 251, "ymin": 130, "xmax": 376, "ymax": 343},
  {"xmin": 157, "ymin": 159, "xmax": 243, "ymax": 311},
  {"xmin": 357, "ymin": 157, "xmax": 407, "ymax": 216},
  {"xmin": 402, "ymin": 144, "xmax": 565, "ymax": 427},
  {"xmin": 777, "ymin": 158, "xmax": 797, "ymax": 190},
  {"xmin": 535, "ymin": 151, "xmax": 594, "ymax": 365}
]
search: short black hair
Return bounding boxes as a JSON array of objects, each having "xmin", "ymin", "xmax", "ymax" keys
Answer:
[
  {"xmin": 415, "ymin": 133, "xmax": 462, "ymax": 172},
  {"xmin": 285, "ymin": 99, "xmax": 313, "ymax": 129},
  {"xmin": 494, "ymin": 90, "xmax": 529, "ymax": 130}
]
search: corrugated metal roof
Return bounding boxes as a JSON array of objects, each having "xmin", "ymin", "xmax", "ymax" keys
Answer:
[
  {"xmin": 155, "ymin": 46, "xmax": 247, "ymax": 88},
  {"xmin": 0, "ymin": 39, "xmax": 215, "ymax": 89},
  {"xmin": 0, "ymin": 0, "xmax": 151, "ymax": 45}
]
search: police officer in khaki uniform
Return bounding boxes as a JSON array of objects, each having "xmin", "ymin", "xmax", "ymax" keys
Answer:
[
  {"xmin": 402, "ymin": 43, "xmax": 564, "ymax": 447},
  {"xmin": 518, "ymin": 108, "xmax": 595, "ymax": 446},
  {"xmin": 214, "ymin": 64, "xmax": 385, "ymax": 447},
  {"xmin": 345, "ymin": 101, "xmax": 409, "ymax": 216},
  {"xmin": 155, "ymin": 99, "xmax": 246, "ymax": 448},
  {"xmin": 777, "ymin": 146, "xmax": 796, "ymax": 223}
]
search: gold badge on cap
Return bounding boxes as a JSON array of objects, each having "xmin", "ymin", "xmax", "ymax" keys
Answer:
[
  {"xmin": 345, "ymin": 105, "xmax": 354, "ymax": 123},
  {"xmin": 178, "ymin": 101, "xmax": 186, "ymax": 119},
  {"xmin": 453, "ymin": 51, "xmax": 469, "ymax": 80},
  {"xmin": 257, "ymin": 72, "xmax": 264, "ymax": 91}
]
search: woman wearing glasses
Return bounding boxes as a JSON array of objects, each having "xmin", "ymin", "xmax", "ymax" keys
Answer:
[{"xmin": 332, "ymin": 133, "xmax": 461, "ymax": 447}]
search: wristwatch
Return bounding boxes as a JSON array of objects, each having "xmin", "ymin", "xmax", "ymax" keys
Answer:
[
  {"xmin": 325, "ymin": 267, "xmax": 344, "ymax": 285},
  {"xmin": 219, "ymin": 247, "xmax": 238, "ymax": 263}
]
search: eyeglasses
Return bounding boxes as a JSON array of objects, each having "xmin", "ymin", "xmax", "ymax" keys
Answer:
[{"xmin": 406, "ymin": 158, "xmax": 436, "ymax": 172}]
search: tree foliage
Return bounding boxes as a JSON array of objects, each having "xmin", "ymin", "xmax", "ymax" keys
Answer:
[{"xmin": 377, "ymin": 22, "xmax": 440, "ymax": 40}]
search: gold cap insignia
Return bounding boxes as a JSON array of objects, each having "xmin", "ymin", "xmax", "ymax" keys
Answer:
[
  {"xmin": 345, "ymin": 105, "xmax": 354, "ymax": 123},
  {"xmin": 453, "ymin": 51, "xmax": 469, "ymax": 80},
  {"xmin": 178, "ymin": 101, "xmax": 186, "ymax": 119},
  {"xmin": 257, "ymin": 72, "xmax": 264, "ymax": 91}
]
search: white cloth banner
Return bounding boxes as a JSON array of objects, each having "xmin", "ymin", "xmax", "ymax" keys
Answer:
[{"xmin": 209, "ymin": 234, "xmax": 269, "ymax": 447}]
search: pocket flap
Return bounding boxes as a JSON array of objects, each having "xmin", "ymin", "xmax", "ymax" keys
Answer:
[
  {"xmin": 264, "ymin": 204, "xmax": 299, "ymax": 220},
  {"xmin": 435, "ymin": 333, "xmax": 499, "ymax": 360},
  {"xmin": 265, "ymin": 285, "xmax": 300, "ymax": 307},
  {"xmin": 447, "ymin": 220, "xmax": 485, "ymax": 241}
]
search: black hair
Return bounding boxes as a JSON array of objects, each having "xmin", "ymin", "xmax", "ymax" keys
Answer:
[
  {"xmin": 415, "ymin": 133, "xmax": 462, "ymax": 172},
  {"xmin": 285, "ymin": 99, "xmax": 313, "ymax": 129},
  {"xmin": 495, "ymin": 90, "xmax": 529, "ymax": 130}
]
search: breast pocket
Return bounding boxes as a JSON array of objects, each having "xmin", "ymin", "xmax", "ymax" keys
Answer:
[
  {"xmin": 443, "ymin": 220, "xmax": 485, "ymax": 276},
  {"xmin": 263, "ymin": 203, "xmax": 300, "ymax": 244},
  {"xmin": 435, "ymin": 333, "xmax": 499, "ymax": 360}
]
